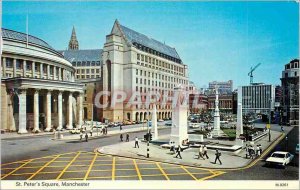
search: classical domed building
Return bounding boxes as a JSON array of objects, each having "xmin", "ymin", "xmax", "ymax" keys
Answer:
[{"xmin": 1, "ymin": 28, "xmax": 84, "ymax": 133}]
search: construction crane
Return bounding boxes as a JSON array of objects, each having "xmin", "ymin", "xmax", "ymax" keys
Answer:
[{"xmin": 248, "ymin": 63, "xmax": 261, "ymax": 84}]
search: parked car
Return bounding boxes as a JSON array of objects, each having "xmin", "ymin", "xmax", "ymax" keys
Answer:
[
  {"xmin": 158, "ymin": 119, "xmax": 164, "ymax": 122},
  {"xmin": 70, "ymin": 129, "xmax": 81, "ymax": 134},
  {"xmin": 165, "ymin": 121, "xmax": 172, "ymax": 126},
  {"xmin": 296, "ymin": 144, "xmax": 299, "ymax": 155},
  {"xmin": 266, "ymin": 151, "xmax": 294, "ymax": 168}
]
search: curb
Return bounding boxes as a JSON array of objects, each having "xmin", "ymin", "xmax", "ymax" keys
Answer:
[
  {"xmin": 97, "ymin": 132, "xmax": 285, "ymax": 170},
  {"xmin": 52, "ymin": 126, "xmax": 169, "ymax": 141}
]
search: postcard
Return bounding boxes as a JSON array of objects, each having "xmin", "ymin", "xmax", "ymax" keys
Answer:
[{"xmin": 0, "ymin": 1, "xmax": 299, "ymax": 190}]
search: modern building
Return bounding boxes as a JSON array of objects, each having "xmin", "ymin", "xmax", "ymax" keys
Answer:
[
  {"xmin": 238, "ymin": 83, "xmax": 275, "ymax": 115},
  {"xmin": 100, "ymin": 20, "xmax": 189, "ymax": 122},
  {"xmin": 208, "ymin": 80, "xmax": 233, "ymax": 95},
  {"xmin": 280, "ymin": 59, "xmax": 299, "ymax": 126},
  {"xmin": 1, "ymin": 28, "xmax": 84, "ymax": 133}
]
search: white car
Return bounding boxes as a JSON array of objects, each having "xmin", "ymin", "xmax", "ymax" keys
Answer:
[{"xmin": 266, "ymin": 151, "xmax": 294, "ymax": 168}]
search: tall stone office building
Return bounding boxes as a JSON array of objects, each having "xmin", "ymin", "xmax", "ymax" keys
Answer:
[{"xmin": 101, "ymin": 20, "xmax": 189, "ymax": 122}]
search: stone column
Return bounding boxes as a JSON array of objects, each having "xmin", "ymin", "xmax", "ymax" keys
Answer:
[
  {"xmin": 32, "ymin": 62, "xmax": 35, "ymax": 78},
  {"xmin": 57, "ymin": 91, "xmax": 63, "ymax": 130},
  {"xmin": 45, "ymin": 90, "xmax": 52, "ymax": 132},
  {"xmin": 13, "ymin": 58, "xmax": 17, "ymax": 77},
  {"xmin": 40, "ymin": 63, "xmax": 44, "ymax": 78},
  {"xmin": 2, "ymin": 57, "xmax": 6, "ymax": 76},
  {"xmin": 47, "ymin": 65, "xmax": 50, "ymax": 79},
  {"xmin": 18, "ymin": 89, "xmax": 28, "ymax": 134},
  {"xmin": 58, "ymin": 68, "xmax": 61, "ymax": 80},
  {"xmin": 33, "ymin": 89, "xmax": 40, "ymax": 132},
  {"xmin": 76, "ymin": 92, "xmax": 83, "ymax": 128},
  {"xmin": 23, "ymin": 60, "xmax": 26, "ymax": 77},
  {"xmin": 66, "ymin": 92, "xmax": 73, "ymax": 129},
  {"xmin": 53, "ymin": 66, "xmax": 56, "ymax": 80}
]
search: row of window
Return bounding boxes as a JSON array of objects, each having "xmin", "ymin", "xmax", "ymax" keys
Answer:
[
  {"xmin": 137, "ymin": 53, "xmax": 184, "ymax": 73},
  {"xmin": 135, "ymin": 69, "xmax": 187, "ymax": 84},
  {"xmin": 72, "ymin": 61, "xmax": 101, "ymax": 67},
  {"xmin": 76, "ymin": 69, "xmax": 100, "ymax": 74},
  {"xmin": 76, "ymin": 75, "xmax": 101, "ymax": 79},
  {"xmin": 133, "ymin": 42, "xmax": 181, "ymax": 64}
]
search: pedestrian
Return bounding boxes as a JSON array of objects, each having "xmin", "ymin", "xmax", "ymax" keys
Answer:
[
  {"xmin": 134, "ymin": 137, "xmax": 139, "ymax": 148},
  {"xmin": 258, "ymin": 145, "xmax": 262, "ymax": 155},
  {"xmin": 90, "ymin": 130, "xmax": 93, "ymax": 136},
  {"xmin": 214, "ymin": 149, "xmax": 222, "ymax": 165},
  {"xmin": 170, "ymin": 142, "xmax": 175, "ymax": 154},
  {"xmin": 120, "ymin": 134, "xmax": 123, "ymax": 142},
  {"xmin": 85, "ymin": 133, "xmax": 88, "ymax": 142},
  {"xmin": 249, "ymin": 146, "xmax": 254, "ymax": 159},
  {"xmin": 203, "ymin": 145, "xmax": 209, "ymax": 159},
  {"xmin": 175, "ymin": 145, "xmax": 182, "ymax": 159},
  {"xmin": 126, "ymin": 133, "xmax": 129, "ymax": 142},
  {"xmin": 281, "ymin": 125, "xmax": 284, "ymax": 132},
  {"xmin": 120, "ymin": 125, "xmax": 122, "ymax": 131},
  {"xmin": 197, "ymin": 145, "xmax": 205, "ymax": 160},
  {"xmin": 245, "ymin": 144, "xmax": 249, "ymax": 159},
  {"xmin": 256, "ymin": 145, "xmax": 261, "ymax": 156},
  {"xmin": 80, "ymin": 131, "xmax": 83, "ymax": 141},
  {"xmin": 105, "ymin": 127, "xmax": 108, "ymax": 135}
]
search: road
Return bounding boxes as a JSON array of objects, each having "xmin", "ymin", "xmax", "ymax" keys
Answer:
[
  {"xmin": 213, "ymin": 125, "xmax": 299, "ymax": 180},
  {"xmin": 1, "ymin": 123, "xmax": 298, "ymax": 181}
]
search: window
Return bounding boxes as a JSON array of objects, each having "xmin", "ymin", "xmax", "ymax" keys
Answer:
[
  {"xmin": 82, "ymin": 62, "xmax": 86, "ymax": 66},
  {"xmin": 96, "ymin": 69, "xmax": 100, "ymax": 73},
  {"xmin": 136, "ymin": 78, "xmax": 138, "ymax": 83},
  {"xmin": 87, "ymin": 62, "xmax": 91, "ymax": 66},
  {"xmin": 136, "ymin": 69, "xmax": 138, "ymax": 75},
  {"xmin": 6, "ymin": 58, "xmax": 13, "ymax": 68},
  {"xmin": 91, "ymin": 69, "xmax": 95, "ymax": 74},
  {"xmin": 141, "ymin": 55, "xmax": 144, "ymax": 61},
  {"xmin": 86, "ymin": 70, "xmax": 90, "ymax": 74},
  {"xmin": 137, "ymin": 54, "xmax": 140, "ymax": 60},
  {"xmin": 82, "ymin": 69, "xmax": 85, "ymax": 74},
  {"xmin": 16, "ymin": 60, "xmax": 22, "ymax": 69},
  {"xmin": 140, "ymin": 70, "xmax": 142, "ymax": 75},
  {"xmin": 96, "ymin": 61, "xmax": 101, "ymax": 66},
  {"xmin": 91, "ymin": 61, "xmax": 95, "ymax": 66}
]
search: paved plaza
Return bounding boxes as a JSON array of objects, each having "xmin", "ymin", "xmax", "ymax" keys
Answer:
[
  {"xmin": 1, "ymin": 151, "xmax": 224, "ymax": 181},
  {"xmin": 99, "ymin": 131, "xmax": 283, "ymax": 169}
]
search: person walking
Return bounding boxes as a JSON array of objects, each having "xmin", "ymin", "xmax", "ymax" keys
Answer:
[
  {"xmin": 175, "ymin": 145, "xmax": 182, "ymax": 159},
  {"xmin": 249, "ymin": 146, "xmax": 255, "ymax": 159},
  {"xmin": 245, "ymin": 144, "xmax": 249, "ymax": 159},
  {"xmin": 126, "ymin": 133, "xmax": 130, "ymax": 142},
  {"xmin": 197, "ymin": 145, "xmax": 205, "ymax": 160},
  {"xmin": 120, "ymin": 125, "xmax": 122, "ymax": 131},
  {"xmin": 203, "ymin": 145, "xmax": 209, "ymax": 159},
  {"xmin": 85, "ymin": 133, "xmax": 88, "ymax": 142},
  {"xmin": 80, "ymin": 131, "xmax": 83, "ymax": 141},
  {"xmin": 134, "ymin": 137, "xmax": 139, "ymax": 148},
  {"xmin": 214, "ymin": 149, "xmax": 222, "ymax": 165},
  {"xmin": 120, "ymin": 134, "xmax": 123, "ymax": 142},
  {"xmin": 256, "ymin": 145, "xmax": 261, "ymax": 156},
  {"xmin": 281, "ymin": 125, "xmax": 284, "ymax": 132}
]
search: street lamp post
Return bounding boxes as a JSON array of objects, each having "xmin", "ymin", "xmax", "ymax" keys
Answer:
[
  {"xmin": 146, "ymin": 105, "xmax": 150, "ymax": 158},
  {"xmin": 268, "ymin": 99, "xmax": 272, "ymax": 142}
]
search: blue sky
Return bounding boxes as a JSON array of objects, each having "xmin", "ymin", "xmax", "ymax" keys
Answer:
[{"xmin": 2, "ymin": 1, "xmax": 299, "ymax": 89}]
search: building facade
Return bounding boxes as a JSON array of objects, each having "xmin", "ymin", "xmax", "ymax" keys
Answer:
[
  {"xmin": 1, "ymin": 29, "xmax": 84, "ymax": 133},
  {"xmin": 238, "ymin": 83, "xmax": 275, "ymax": 115},
  {"xmin": 208, "ymin": 80, "xmax": 233, "ymax": 95},
  {"xmin": 281, "ymin": 59, "xmax": 299, "ymax": 126},
  {"xmin": 208, "ymin": 94, "xmax": 233, "ymax": 113},
  {"xmin": 101, "ymin": 20, "xmax": 189, "ymax": 122},
  {"xmin": 61, "ymin": 27, "xmax": 102, "ymax": 80}
]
